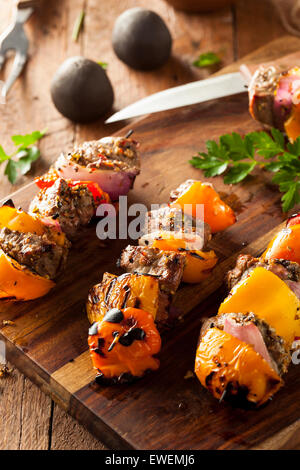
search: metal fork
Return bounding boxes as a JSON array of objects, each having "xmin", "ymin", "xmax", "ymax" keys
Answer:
[{"xmin": 0, "ymin": 1, "xmax": 35, "ymax": 101}]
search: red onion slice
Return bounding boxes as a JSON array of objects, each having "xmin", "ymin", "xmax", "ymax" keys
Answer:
[
  {"xmin": 55, "ymin": 154, "xmax": 137, "ymax": 201},
  {"xmin": 224, "ymin": 316, "xmax": 275, "ymax": 371}
]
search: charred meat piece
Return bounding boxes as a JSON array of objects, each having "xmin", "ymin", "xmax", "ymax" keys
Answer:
[
  {"xmin": 201, "ymin": 312, "xmax": 290, "ymax": 377},
  {"xmin": 227, "ymin": 254, "xmax": 300, "ymax": 297},
  {"xmin": 139, "ymin": 205, "xmax": 211, "ymax": 250},
  {"xmin": 67, "ymin": 136, "xmax": 140, "ymax": 173},
  {"xmin": 118, "ymin": 245, "xmax": 186, "ymax": 293},
  {"xmin": 29, "ymin": 178, "xmax": 95, "ymax": 238},
  {"xmin": 226, "ymin": 254, "xmax": 259, "ymax": 290},
  {"xmin": 87, "ymin": 272, "xmax": 171, "ymax": 326},
  {"xmin": 0, "ymin": 227, "xmax": 69, "ymax": 279},
  {"xmin": 248, "ymin": 65, "xmax": 281, "ymax": 129}
]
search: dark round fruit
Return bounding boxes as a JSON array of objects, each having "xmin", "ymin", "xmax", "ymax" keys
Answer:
[
  {"xmin": 112, "ymin": 7, "xmax": 172, "ymax": 70},
  {"xmin": 50, "ymin": 57, "xmax": 114, "ymax": 123}
]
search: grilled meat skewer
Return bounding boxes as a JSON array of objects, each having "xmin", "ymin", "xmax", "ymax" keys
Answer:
[
  {"xmin": 118, "ymin": 245, "xmax": 186, "ymax": 294},
  {"xmin": 29, "ymin": 178, "xmax": 97, "ymax": 239},
  {"xmin": 54, "ymin": 136, "xmax": 141, "ymax": 201}
]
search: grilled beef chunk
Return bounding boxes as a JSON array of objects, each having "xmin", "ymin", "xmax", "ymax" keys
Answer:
[
  {"xmin": 201, "ymin": 312, "xmax": 290, "ymax": 376},
  {"xmin": 227, "ymin": 254, "xmax": 300, "ymax": 297},
  {"xmin": 29, "ymin": 178, "xmax": 95, "ymax": 238},
  {"xmin": 61, "ymin": 136, "xmax": 140, "ymax": 174},
  {"xmin": 226, "ymin": 254, "xmax": 258, "ymax": 289},
  {"xmin": 140, "ymin": 205, "xmax": 211, "ymax": 250},
  {"xmin": 0, "ymin": 227, "xmax": 69, "ymax": 279},
  {"xmin": 118, "ymin": 245, "xmax": 186, "ymax": 293},
  {"xmin": 248, "ymin": 66, "xmax": 281, "ymax": 129}
]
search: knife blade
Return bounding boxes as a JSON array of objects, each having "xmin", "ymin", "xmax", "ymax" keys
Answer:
[{"xmin": 105, "ymin": 71, "xmax": 247, "ymax": 124}]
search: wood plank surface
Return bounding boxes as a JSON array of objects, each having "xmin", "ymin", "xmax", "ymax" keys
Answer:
[{"xmin": 0, "ymin": 0, "xmax": 297, "ymax": 451}]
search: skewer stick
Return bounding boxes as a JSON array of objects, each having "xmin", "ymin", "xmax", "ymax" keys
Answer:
[{"xmin": 125, "ymin": 129, "xmax": 134, "ymax": 138}]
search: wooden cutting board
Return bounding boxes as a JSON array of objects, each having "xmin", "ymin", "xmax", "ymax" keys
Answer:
[{"xmin": 1, "ymin": 36, "xmax": 300, "ymax": 450}]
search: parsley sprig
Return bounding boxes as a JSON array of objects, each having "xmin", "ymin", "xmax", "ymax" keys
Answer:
[
  {"xmin": 189, "ymin": 128, "xmax": 300, "ymax": 212},
  {"xmin": 193, "ymin": 52, "xmax": 221, "ymax": 68},
  {"xmin": 0, "ymin": 129, "xmax": 46, "ymax": 184}
]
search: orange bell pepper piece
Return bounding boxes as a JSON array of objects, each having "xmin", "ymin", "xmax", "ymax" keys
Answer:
[
  {"xmin": 0, "ymin": 206, "xmax": 45, "ymax": 235},
  {"xmin": 88, "ymin": 307, "xmax": 161, "ymax": 382},
  {"xmin": 0, "ymin": 249, "xmax": 54, "ymax": 301},
  {"xmin": 152, "ymin": 238, "xmax": 218, "ymax": 284},
  {"xmin": 263, "ymin": 224, "xmax": 300, "ymax": 264},
  {"xmin": 195, "ymin": 327, "xmax": 282, "ymax": 406},
  {"xmin": 170, "ymin": 181, "xmax": 236, "ymax": 233},
  {"xmin": 182, "ymin": 250, "xmax": 218, "ymax": 283},
  {"xmin": 285, "ymin": 106, "xmax": 300, "ymax": 143}
]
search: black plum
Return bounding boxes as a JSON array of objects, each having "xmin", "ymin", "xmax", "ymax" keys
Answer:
[
  {"xmin": 112, "ymin": 8, "xmax": 172, "ymax": 70},
  {"xmin": 50, "ymin": 57, "xmax": 114, "ymax": 123}
]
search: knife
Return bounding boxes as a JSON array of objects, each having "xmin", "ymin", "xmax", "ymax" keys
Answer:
[{"xmin": 105, "ymin": 70, "xmax": 248, "ymax": 124}]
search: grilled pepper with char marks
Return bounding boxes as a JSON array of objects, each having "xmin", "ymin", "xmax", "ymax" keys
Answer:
[
  {"xmin": 195, "ymin": 312, "xmax": 285, "ymax": 407},
  {"xmin": 87, "ymin": 272, "xmax": 171, "ymax": 326},
  {"xmin": 88, "ymin": 307, "xmax": 161, "ymax": 384}
]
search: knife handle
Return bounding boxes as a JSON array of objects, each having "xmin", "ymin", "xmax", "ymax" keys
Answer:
[{"xmin": 15, "ymin": 0, "xmax": 37, "ymax": 8}]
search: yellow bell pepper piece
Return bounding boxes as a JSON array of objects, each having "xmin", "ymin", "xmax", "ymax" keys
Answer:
[
  {"xmin": 152, "ymin": 238, "xmax": 218, "ymax": 284},
  {"xmin": 218, "ymin": 267, "xmax": 300, "ymax": 345},
  {"xmin": 0, "ymin": 206, "xmax": 45, "ymax": 235},
  {"xmin": 0, "ymin": 249, "xmax": 54, "ymax": 300}
]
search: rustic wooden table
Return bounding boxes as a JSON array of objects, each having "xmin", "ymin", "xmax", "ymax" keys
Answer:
[{"xmin": 0, "ymin": 0, "xmax": 290, "ymax": 450}]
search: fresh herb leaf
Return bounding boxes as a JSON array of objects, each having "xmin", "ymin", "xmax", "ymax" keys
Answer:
[
  {"xmin": 11, "ymin": 129, "xmax": 46, "ymax": 149},
  {"xmin": 98, "ymin": 61, "xmax": 108, "ymax": 70},
  {"xmin": 271, "ymin": 128, "xmax": 285, "ymax": 148},
  {"xmin": 5, "ymin": 160, "xmax": 18, "ymax": 184},
  {"xmin": 0, "ymin": 145, "xmax": 9, "ymax": 162},
  {"xmin": 190, "ymin": 128, "xmax": 300, "ymax": 212},
  {"xmin": 193, "ymin": 52, "xmax": 221, "ymax": 68},
  {"xmin": 17, "ymin": 146, "xmax": 40, "ymax": 175},
  {"xmin": 220, "ymin": 132, "xmax": 253, "ymax": 160},
  {"xmin": 286, "ymin": 138, "xmax": 300, "ymax": 155},
  {"xmin": 248, "ymin": 131, "xmax": 283, "ymax": 158},
  {"xmin": 224, "ymin": 162, "xmax": 256, "ymax": 184},
  {"xmin": 281, "ymin": 182, "xmax": 300, "ymax": 213},
  {"xmin": 203, "ymin": 161, "xmax": 228, "ymax": 177},
  {"xmin": 264, "ymin": 161, "xmax": 283, "ymax": 172},
  {"xmin": 0, "ymin": 130, "xmax": 46, "ymax": 184},
  {"xmin": 72, "ymin": 10, "xmax": 85, "ymax": 42}
]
